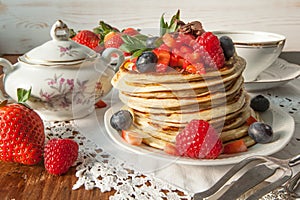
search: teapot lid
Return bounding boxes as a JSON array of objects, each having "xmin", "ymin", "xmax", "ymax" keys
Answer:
[{"xmin": 20, "ymin": 20, "xmax": 97, "ymax": 65}]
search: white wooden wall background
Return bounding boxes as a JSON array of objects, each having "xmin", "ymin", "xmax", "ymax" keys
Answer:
[{"xmin": 0, "ymin": 0, "xmax": 300, "ymax": 54}]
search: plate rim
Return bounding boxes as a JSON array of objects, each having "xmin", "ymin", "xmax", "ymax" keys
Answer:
[{"xmin": 104, "ymin": 102, "xmax": 295, "ymax": 166}]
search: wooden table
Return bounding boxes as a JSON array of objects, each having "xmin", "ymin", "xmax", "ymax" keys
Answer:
[{"xmin": 0, "ymin": 55, "xmax": 114, "ymax": 200}]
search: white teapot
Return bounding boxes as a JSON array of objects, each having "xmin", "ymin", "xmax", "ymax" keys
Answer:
[{"xmin": 0, "ymin": 20, "xmax": 124, "ymax": 121}]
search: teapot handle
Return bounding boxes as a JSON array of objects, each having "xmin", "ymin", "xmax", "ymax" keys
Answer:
[
  {"xmin": 0, "ymin": 58, "xmax": 14, "ymax": 101},
  {"xmin": 101, "ymin": 48, "xmax": 125, "ymax": 72},
  {"xmin": 0, "ymin": 58, "xmax": 14, "ymax": 75}
]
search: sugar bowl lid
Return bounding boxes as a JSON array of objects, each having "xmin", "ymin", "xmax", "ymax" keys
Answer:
[{"xmin": 19, "ymin": 20, "xmax": 97, "ymax": 65}]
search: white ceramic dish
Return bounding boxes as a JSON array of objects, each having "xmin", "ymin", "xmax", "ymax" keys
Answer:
[
  {"xmin": 244, "ymin": 58, "xmax": 300, "ymax": 92},
  {"xmin": 213, "ymin": 31, "xmax": 285, "ymax": 82},
  {"xmin": 104, "ymin": 102, "xmax": 295, "ymax": 166}
]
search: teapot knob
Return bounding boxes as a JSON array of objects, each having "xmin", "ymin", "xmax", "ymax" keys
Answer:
[{"xmin": 50, "ymin": 20, "xmax": 70, "ymax": 41}]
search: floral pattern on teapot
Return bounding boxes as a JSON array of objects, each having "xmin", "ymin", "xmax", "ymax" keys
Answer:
[{"xmin": 30, "ymin": 74, "xmax": 104, "ymax": 111}]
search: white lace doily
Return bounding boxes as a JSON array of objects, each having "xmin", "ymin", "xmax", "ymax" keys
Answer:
[
  {"xmin": 44, "ymin": 120, "xmax": 192, "ymax": 200},
  {"xmin": 43, "ymin": 79, "xmax": 299, "ymax": 200}
]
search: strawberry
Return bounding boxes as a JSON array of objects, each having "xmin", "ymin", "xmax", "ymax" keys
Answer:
[
  {"xmin": 122, "ymin": 28, "xmax": 139, "ymax": 36},
  {"xmin": 44, "ymin": 138, "xmax": 78, "ymax": 175},
  {"xmin": 0, "ymin": 94, "xmax": 45, "ymax": 165},
  {"xmin": 246, "ymin": 116, "xmax": 257, "ymax": 126},
  {"xmin": 95, "ymin": 100, "xmax": 107, "ymax": 109},
  {"xmin": 104, "ymin": 32, "xmax": 124, "ymax": 49},
  {"xmin": 170, "ymin": 53, "xmax": 184, "ymax": 67},
  {"xmin": 185, "ymin": 63, "xmax": 205, "ymax": 75},
  {"xmin": 164, "ymin": 143, "xmax": 179, "ymax": 156},
  {"xmin": 72, "ymin": 30, "xmax": 101, "ymax": 50},
  {"xmin": 175, "ymin": 119, "xmax": 223, "ymax": 159},
  {"xmin": 162, "ymin": 33, "xmax": 176, "ymax": 48},
  {"xmin": 122, "ymin": 130, "xmax": 142, "ymax": 145},
  {"xmin": 223, "ymin": 139, "xmax": 248, "ymax": 154},
  {"xmin": 153, "ymin": 49, "xmax": 171, "ymax": 72},
  {"xmin": 195, "ymin": 32, "xmax": 225, "ymax": 69}
]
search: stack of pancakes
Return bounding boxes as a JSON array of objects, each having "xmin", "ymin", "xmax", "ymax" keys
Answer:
[{"xmin": 112, "ymin": 55, "xmax": 256, "ymax": 150}]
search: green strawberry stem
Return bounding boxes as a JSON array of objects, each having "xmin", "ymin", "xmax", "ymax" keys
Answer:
[
  {"xmin": 17, "ymin": 87, "xmax": 32, "ymax": 104},
  {"xmin": 93, "ymin": 20, "xmax": 119, "ymax": 43}
]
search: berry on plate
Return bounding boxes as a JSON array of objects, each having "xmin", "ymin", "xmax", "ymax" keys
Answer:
[
  {"xmin": 248, "ymin": 122, "xmax": 273, "ymax": 144},
  {"xmin": 246, "ymin": 116, "xmax": 258, "ymax": 126},
  {"xmin": 121, "ymin": 130, "xmax": 142, "ymax": 146},
  {"xmin": 44, "ymin": 138, "xmax": 79, "ymax": 175},
  {"xmin": 175, "ymin": 119, "xmax": 223, "ymax": 159},
  {"xmin": 250, "ymin": 95, "xmax": 270, "ymax": 112},
  {"xmin": 110, "ymin": 110, "xmax": 133, "ymax": 131},
  {"xmin": 0, "ymin": 89, "xmax": 45, "ymax": 165},
  {"xmin": 195, "ymin": 32, "xmax": 225, "ymax": 69},
  {"xmin": 219, "ymin": 36, "xmax": 235, "ymax": 60},
  {"xmin": 136, "ymin": 51, "xmax": 158, "ymax": 73},
  {"xmin": 223, "ymin": 139, "xmax": 248, "ymax": 154}
]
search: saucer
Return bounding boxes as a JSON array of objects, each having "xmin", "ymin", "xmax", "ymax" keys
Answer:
[{"xmin": 244, "ymin": 58, "xmax": 300, "ymax": 92}]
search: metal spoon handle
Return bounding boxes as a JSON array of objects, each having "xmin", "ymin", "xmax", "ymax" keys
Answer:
[{"xmin": 289, "ymin": 154, "xmax": 300, "ymax": 167}]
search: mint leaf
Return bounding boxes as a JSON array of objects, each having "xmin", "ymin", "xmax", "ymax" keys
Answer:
[
  {"xmin": 120, "ymin": 34, "xmax": 147, "ymax": 53},
  {"xmin": 131, "ymin": 48, "xmax": 151, "ymax": 58}
]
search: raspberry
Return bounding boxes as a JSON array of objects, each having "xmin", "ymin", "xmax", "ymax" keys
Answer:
[
  {"xmin": 175, "ymin": 120, "xmax": 223, "ymax": 159},
  {"xmin": 195, "ymin": 32, "xmax": 225, "ymax": 69}
]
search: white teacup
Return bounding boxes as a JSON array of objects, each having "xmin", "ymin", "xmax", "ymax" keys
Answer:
[{"xmin": 214, "ymin": 31, "xmax": 285, "ymax": 82}]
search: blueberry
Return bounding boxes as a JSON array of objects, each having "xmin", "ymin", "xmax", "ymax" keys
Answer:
[
  {"xmin": 136, "ymin": 51, "xmax": 158, "ymax": 73},
  {"xmin": 250, "ymin": 95, "xmax": 270, "ymax": 112},
  {"xmin": 248, "ymin": 122, "xmax": 273, "ymax": 143},
  {"xmin": 110, "ymin": 110, "xmax": 133, "ymax": 131},
  {"xmin": 146, "ymin": 36, "xmax": 162, "ymax": 48},
  {"xmin": 219, "ymin": 36, "xmax": 235, "ymax": 60}
]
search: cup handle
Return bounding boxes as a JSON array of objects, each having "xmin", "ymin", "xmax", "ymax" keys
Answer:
[
  {"xmin": 0, "ymin": 58, "xmax": 14, "ymax": 101},
  {"xmin": 101, "ymin": 48, "xmax": 125, "ymax": 72}
]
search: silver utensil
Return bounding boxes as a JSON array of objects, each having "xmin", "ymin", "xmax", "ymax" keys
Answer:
[{"xmin": 193, "ymin": 154, "xmax": 300, "ymax": 200}]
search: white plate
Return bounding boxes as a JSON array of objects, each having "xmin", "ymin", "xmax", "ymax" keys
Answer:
[
  {"xmin": 244, "ymin": 58, "xmax": 300, "ymax": 92},
  {"xmin": 104, "ymin": 102, "xmax": 295, "ymax": 166}
]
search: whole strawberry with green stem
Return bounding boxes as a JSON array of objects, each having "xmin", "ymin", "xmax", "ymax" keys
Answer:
[{"xmin": 0, "ymin": 88, "xmax": 45, "ymax": 165}]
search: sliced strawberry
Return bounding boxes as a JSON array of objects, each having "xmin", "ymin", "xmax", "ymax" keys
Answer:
[
  {"xmin": 223, "ymin": 139, "xmax": 248, "ymax": 154},
  {"xmin": 95, "ymin": 100, "xmax": 107, "ymax": 108},
  {"xmin": 162, "ymin": 33, "xmax": 176, "ymax": 48},
  {"xmin": 153, "ymin": 49, "xmax": 171, "ymax": 72},
  {"xmin": 122, "ymin": 130, "xmax": 143, "ymax": 146},
  {"xmin": 176, "ymin": 33, "xmax": 195, "ymax": 45},
  {"xmin": 246, "ymin": 116, "xmax": 257, "ymax": 126},
  {"xmin": 164, "ymin": 143, "xmax": 179, "ymax": 156},
  {"xmin": 157, "ymin": 44, "xmax": 170, "ymax": 51},
  {"xmin": 180, "ymin": 45, "xmax": 193, "ymax": 55},
  {"xmin": 154, "ymin": 49, "xmax": 171, "ymax": 65}
]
